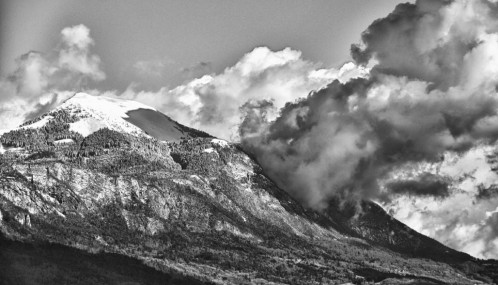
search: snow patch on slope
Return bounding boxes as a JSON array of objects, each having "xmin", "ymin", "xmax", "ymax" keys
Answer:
[
  {"xmin": 68, "ymin": 117, "xmax": 105, "ymax": 137},
  {"xmin": 54, "ymin": 138, "xmax": 75, "ymax": 145},
  {"xmin": 21, "ymin": 116, "xmax": 53, "ymax": 130},
  {"xmin": 211, "ymin": 139, "xmax": 229, "ymax": 148},
  {"xmin": 203, "ymin": 148, "xmax": 215, "ymax": 153}
]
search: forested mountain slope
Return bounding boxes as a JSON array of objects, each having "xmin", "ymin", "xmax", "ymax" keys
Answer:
[{"xmin": 0, "ymin": 94, "xmax": 495, "ymax": 284}]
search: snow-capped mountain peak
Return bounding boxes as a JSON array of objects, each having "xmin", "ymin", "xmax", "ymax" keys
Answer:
[
  {"xmin": 19, "ymin": 92, "xmax": 211, "ymax": 141},
  {"xmin": 53, "ymin": 92, "xmax": 156, "ymax": 137}
]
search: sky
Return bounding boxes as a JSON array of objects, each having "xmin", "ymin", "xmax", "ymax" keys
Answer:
[
  {"xmin": 0, "ymin": 0, "xmax": 407, "ymax": 90},
  {"xmin": 3, "ymin": 0, "xmax": 498, "ymax": 260}
]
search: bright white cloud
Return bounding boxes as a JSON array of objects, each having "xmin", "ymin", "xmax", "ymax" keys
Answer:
[
  {"xmin": 61, "ymin": 24, "xmax": 94, "ymax": 49},
  {"xmin": 0, "ymin": 24, "xmax": 105, "ymax": 130},
  {"xmin": 58, "ymin": 24, "xmax": 105, "ymax": 81},
  {"xmin": 118, "ymin": 46, "xmax": 368, "ymax": 140},
  {"xmin": 380, "ymin": 143, "xmax": 498, "ymax": 259}
]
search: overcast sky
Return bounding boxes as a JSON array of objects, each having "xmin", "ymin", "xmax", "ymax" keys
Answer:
[{"xmin": 1, "ymin": 0, "xmax": 409, "ymax": 90}]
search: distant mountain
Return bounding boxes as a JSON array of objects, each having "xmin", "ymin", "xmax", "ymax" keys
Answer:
[{"xmin": 0, "ymin": 93, "xmax": 496, "ymax": 284}]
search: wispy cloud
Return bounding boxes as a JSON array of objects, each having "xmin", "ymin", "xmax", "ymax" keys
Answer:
[{"xmin": 133, "ymin": 57, "xmax": 173, "ymax": 77}]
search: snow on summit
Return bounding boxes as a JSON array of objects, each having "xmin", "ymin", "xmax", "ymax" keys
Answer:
[
  {"xmin": 55, "ymin": 92, "xmax": 156, "ymax": 137},
  {"xmin": 17, "ymin": 92, "xmax": 211, "ymax": 141},
  {"xmin": 61, "ymin": 93, "xmax": 157, "ymax": 118}
]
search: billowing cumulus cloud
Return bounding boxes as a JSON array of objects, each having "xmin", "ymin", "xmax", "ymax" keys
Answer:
[
  {"xmin": 377, "ymin": 144, "xmax": 498, "ymax": 259},
  {"xmin": 117, "ymin": 47, "xmax": 368, "ymax": 140},
  {"xmin": 0, "ymin": 24, "xmax": 105, "ymax": 130},
  {"xmin": 351, "ymin": 0, "xmax": 498, "ymax": 91},
  {"xmin": 239, "ymin": 0, "xmax": 498, "ymax": 209},
  {"xmin": 385, "ymin": 190, "xmax": 498, "ymax": 259},
  {"xmin": 58, "ymin": 24, "xmax": 105, "ymax": 81}
]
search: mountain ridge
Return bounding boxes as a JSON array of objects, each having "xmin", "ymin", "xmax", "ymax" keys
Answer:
[{"xmin": 0, "ymin": 93, "xmax": 496, "ymax": 284}]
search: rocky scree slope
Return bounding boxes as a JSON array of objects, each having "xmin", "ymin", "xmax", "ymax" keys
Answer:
[{"xmin": 0, "ymin": 93, "xmax": 495, "ymax": 284}]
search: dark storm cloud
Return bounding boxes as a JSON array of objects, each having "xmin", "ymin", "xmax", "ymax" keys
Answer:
[
  {"xmin": 239, "ymin": 99, "xmax": 275, "ymax": 137},
  {"xmin": 240, "ymin": 0, "xmax": 498, "ymax": 209},
  {"xmin": 386, "ymin": 173, "xmax": 450, "ymax": 198},
  {"xmin": 475, "ymin": 184, "xmax": 498, "ymax": 201},
  {"xmin": 351, "ymin": 0, "xmax": 475, "ymax": 90}
]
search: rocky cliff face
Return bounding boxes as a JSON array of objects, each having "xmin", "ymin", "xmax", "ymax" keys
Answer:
[{"xmin": 0, "ymin": 93, "xmax": 496, "ymax": 284}]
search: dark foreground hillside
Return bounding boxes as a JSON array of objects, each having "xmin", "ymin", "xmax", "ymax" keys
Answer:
[{"xmin": 0, "ymin": 236, "xmax": 210, "ymax": 285}]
